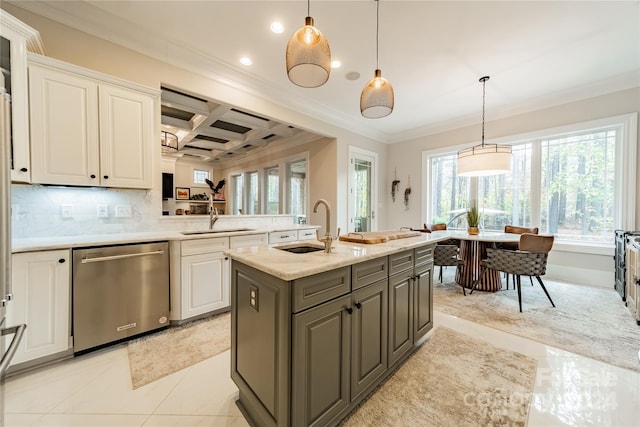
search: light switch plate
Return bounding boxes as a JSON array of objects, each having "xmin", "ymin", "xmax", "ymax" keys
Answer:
[
  {"xmin": 115, "ymin": 205, "xmax": 132, "ymax": 218},
  {"xmin": 61, "ymin": 205, "xmax": 73, "ymax": 218},
  {"xmin": 97, "ymin": 205, "xmax": 109, "ymax": 218}
]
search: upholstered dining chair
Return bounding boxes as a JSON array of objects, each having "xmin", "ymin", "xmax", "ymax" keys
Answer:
[
  {"xmin": 430, "ymin": 223, "xmax": 448, "ymax": 231},
  {"xmin": 471, "ymin": 234, "xmax": 555, "ymax": 312},
  {"xmin": 433, "ymin": 244, "xmax": 465, "ymax": 290},
  {"xmin": 500, "ymin": 225, "xmax": 540, "ymax": 288}
]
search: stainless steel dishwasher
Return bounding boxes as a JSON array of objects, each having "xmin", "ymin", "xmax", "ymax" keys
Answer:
[{"xmin": 72, "ymin": 241, "xmax": 170, "ymax": 353}]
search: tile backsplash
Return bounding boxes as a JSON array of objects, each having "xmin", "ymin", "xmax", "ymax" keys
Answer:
[{"xmin": 11, "ymin": 184, "xmax": 295, "ymax": 239}]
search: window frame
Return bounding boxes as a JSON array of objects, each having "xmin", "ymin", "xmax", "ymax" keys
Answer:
[{"xmin": 422, "ymin": 113, "xmax": 637, "ymax": 254}]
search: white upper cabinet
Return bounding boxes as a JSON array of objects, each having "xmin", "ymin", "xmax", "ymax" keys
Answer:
[
  {"xmin": 0, "ymin": 10, "xmax": 45, "ymax": 183},
  {"xmin": 28, "ymin": 54, "xmax": 157, "ymax": 189}
]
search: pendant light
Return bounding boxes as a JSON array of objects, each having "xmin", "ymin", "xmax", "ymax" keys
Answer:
[
  {"xmin": 457, "ymin": 76, "xmax": 511, "ymax": 176},
  {"xmin": 360, "ymin": 0, "xmax": 394, "ymax": 119},
  {"xmin": 286, "ymin": 0, "xmax": 331, "ymax": 88},
  {"xmin": 161, "ymin": 130, "xmax": 178, "ymax": 151}
]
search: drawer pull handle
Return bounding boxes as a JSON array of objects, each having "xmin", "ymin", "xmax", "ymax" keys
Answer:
[
  {"xmin": 345, "ymin": 307, "xmax": 353, "ymax": 315},
  {"xmin": 354, "ymin": 302, "xmax": 362, "ymax": 309},
  {"xmin": 81, "ymin": 250, "xmax": 165, "ymax": 263},
  {"xmin": 281, "ymin": 235, "xmax": 291, "ymax": 239},
  {"xmin": 58, "ymin": 258, "xmax": 66, "ymax": 263},
  {"xmin": 20, "ymin": 167, "xmax": 28, "ymax": 172}
]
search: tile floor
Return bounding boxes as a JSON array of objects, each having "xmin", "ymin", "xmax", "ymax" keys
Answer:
[{"xmin": 4, "ymin": 276, "xmax": 640, "ymax": 427}]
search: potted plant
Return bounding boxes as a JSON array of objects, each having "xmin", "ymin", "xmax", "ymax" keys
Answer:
[{"xmin": 467, "ymin": 205, "xmax": 480, "ymax": 235}]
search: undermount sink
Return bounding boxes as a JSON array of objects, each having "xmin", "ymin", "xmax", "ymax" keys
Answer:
[
  {"xmin": 181, "ymin": 228, "xmax": 253, "ymax": 235},
  {"xmin": 276, "ymin": 245, "xmax": 325, "ymax": 254}
]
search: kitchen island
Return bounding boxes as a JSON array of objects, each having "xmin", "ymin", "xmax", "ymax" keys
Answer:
[{"xmin": 227, "ymin": 234, "xmax": 444, "ymax": 427}]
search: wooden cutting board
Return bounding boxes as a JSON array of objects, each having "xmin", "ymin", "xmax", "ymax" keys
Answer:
[{"xmin": 338, "ymin": 230, "xmax": 421, "ymax": 244}]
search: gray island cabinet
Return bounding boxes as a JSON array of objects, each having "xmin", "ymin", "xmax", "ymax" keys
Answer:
[{"xmin": 230, "ymin": 241, "xmax": 435, "ymax": 427}]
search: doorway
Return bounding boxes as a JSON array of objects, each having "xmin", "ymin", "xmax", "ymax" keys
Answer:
[{"xmin": 348, "ymin": 146, "xmax": 378, "ymax": 232}]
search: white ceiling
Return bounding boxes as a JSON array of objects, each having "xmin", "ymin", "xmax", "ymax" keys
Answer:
[{"xmin": 9, "ymin": 1, "xmax": 640, "ymax": 143}]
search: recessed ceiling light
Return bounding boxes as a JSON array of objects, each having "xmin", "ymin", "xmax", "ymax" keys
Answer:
[
  {"xmin": 240, "ymin": 57, "xmax": 252, "ymax": 66},
  {"xmin": 346, "ymin": 71, "xmax": 360, "ymax": 81},
  {"xmin": 270, "ymin": 22, "xmax": 284, "ymax": 34},
  {"xmin": 331, "ymin": 60, "xmax": 341, "ymax": 69}
]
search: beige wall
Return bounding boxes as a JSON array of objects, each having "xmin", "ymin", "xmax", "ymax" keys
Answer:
[{"xmin": 3, "ymin": 3, "xmax": 388, "ymax": 233}]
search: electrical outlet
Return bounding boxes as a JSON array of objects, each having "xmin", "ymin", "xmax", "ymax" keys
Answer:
[
  {"xmin": 115, "ymin": 204, "xmax": 132, "ymax": 218},
  {"xmin": 61, "ymin": 205, "xmax": 73, "ymax": 218},
  {"xmin": 97, "ymin": 205, "xmax": 109, "ymax": 218}
]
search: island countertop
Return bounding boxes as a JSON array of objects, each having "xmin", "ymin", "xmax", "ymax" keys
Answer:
[{"xmin": 225, "ymin": 231, "xmax": 450, "ymax": 281}]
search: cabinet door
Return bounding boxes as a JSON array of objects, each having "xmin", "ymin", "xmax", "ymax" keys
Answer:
[
  {"xmin": 414, "ymin": 263, "xmax": 433, "ymax": 342},
  {"xmin": 98, "ymin": 83, "xmax": 153, "ymax": 188},
  {"xmin": 292, "ymin": 295, "xmax": 351, "ymax": 427},
  {"xmin": 29, "ymin": 63, "xmax": 100, "ymax": 186},
  {"xmin": 388, "ymin": 271, "xmax": 414, "ymax": 367},
  {"xmin": 351, "ymin": 279, "xmax": 387, "ymax": 401},
  {"xmin": 7, "ymin": 250, "xmax": 71, "ymax": 365},
  {"xmin": 181, "ymin": 251, "xmax": 230, "ymax": 319}
]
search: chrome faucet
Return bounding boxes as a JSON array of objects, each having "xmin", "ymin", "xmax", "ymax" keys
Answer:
[
  {"xmin": 209, "ymin": 194, "xmax": 219, "ymax": 229},
  {"xmin": 313, "ymin": 199, "xmax": 339, "ymax": 253}
]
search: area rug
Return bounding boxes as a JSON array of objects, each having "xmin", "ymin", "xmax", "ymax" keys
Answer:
[
  {"xmin": 343, "ymin": 326, "xmax": 537, "ymax": 426},
  {"xmin": 127, "ymin": 312, "xmax": 230, "ymax": 389},
  {"xmin": 434, "ymin": 278, "xmax": 640, "ymax": 373}
]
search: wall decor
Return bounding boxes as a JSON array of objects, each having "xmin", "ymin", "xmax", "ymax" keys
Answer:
[
  {"xmin": 175, "ymin": 187, "xmax": 190, "ymax": 200},
  {"xmin": 404, "ymin": 175, "xmax": 411, "ymax": 210}
]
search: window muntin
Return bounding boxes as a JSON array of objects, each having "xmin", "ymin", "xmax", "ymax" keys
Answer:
[
  {"xmin": 266, "ymin": 166, "xmax": 279, "ymax": 214},
  {"xmin": 247, "ymin": 171, "xmax": 258, "ymax": 215}
]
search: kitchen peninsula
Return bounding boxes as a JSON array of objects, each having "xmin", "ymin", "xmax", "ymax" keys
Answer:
[{"xmin": 227, "ymin": 233, "xmax": 444, "ymax": 427}]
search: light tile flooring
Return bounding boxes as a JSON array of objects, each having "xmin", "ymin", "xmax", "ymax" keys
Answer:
[{"xmin": 5, "ymin": 278, "xmax": 640, "ymax": 427}]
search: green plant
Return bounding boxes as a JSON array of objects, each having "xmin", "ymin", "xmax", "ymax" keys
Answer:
[{"xmin": 466, "ymin": 205, "xmax": 480, "ymax": 228}]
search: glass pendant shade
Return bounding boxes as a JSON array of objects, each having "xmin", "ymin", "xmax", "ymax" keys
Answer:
[
  {"xmin": 360, "ymin": 69, "xmax": 394, "ymax": 118},
  {"xmin": 457, "ymin": 144, "xmax": 511, "ymax": 176},
  {"xmin": 286, "ymin": 16, "xmax": 331, "ymax": 88}
]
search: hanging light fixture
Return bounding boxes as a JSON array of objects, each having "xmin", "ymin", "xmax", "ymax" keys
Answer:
[
  {"xmin": 286, "ymin": 0, "xmax": 331, "ymax": 88},
  {"xmin": 360, "ymin": 0, "xmax": 394, "ymax": 119},
  {"xmin": 161, "ymin": 130, "xmax": 178, "ymax": 151},
  {"xmin": 457, "ymin": 76, "xmax": 511, "ymax": 176}
]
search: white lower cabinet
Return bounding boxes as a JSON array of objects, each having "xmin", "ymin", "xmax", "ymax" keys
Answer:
[
  {"xmin": 7, "ymin": 249, "xmax": 71, "ymax": 366},
  {"xmin": 179, "ymin": 238, "xmax": 230, "ymax": 320}
]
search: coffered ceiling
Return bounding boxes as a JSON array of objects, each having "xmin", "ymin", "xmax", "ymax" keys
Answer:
[{"xmin": 7, "ymin": 1, "xmax": 640, "ymax": 144}]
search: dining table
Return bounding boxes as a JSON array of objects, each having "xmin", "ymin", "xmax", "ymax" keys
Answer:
[{"xmin": 432, "ymin": 230, "xmax": 522, "ymax": 292}]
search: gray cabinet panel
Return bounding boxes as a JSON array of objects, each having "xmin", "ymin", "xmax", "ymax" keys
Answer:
[
  {"xmin": 388, "ymin": 271, "xmax": 414, "ymax": 367},
  {"xmin": 293, "ymin": 267, "xmax": 350, "ymax": 313},
  {"xmin": 389, "ymin": 249, "xmax": 414, "ymax": 275},
  {"xmin": 351, "ymin": 279, "xmax": 388, "ymax": 400},
  {"xmin": 352, "ymin": 257, "xmax": 387, "ymax": 290},
  {"xmin": 414, "ymin": 262, "xmax": 433, "ymax": 342},
  {"xmin": 292, "ymin": 295, "xmax": 351, "ymax": 427},
  {"xmin": 415, "ymin": 245, "xmax": 434, "ymax": 267}
]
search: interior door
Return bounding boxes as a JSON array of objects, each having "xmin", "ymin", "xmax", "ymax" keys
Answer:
[{"xmin": 348, "ymin": 147, "xmax": 377, "ymax": 232}]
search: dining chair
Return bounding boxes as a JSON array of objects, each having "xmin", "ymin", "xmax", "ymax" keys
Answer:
[
  {"xmin": 433, "ymin": 244, "xmax": 466, "ymax": 293},
  {"xmin": 500, "ymin": 225, "xmax": 540, "ymax": 288},
  {"xmin": 430, "ymin": 223, "xmax": 447, "ymax": 231},
  {"xmin": 470, "ymin": 234, "xmax": 555, "ymax": 312}
]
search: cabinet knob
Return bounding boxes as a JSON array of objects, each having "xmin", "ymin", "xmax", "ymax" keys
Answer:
[
  {"xmin": 104, "ymin": 175, "xmax": 109, "ymax": 180},
  {"xmin": 20, "ymin": 167, "xmax": 28, "ymax": 172},
  {"xmin": 58, "ymin": 258, "xmax": 66, "ymax": 264},
  {"xmin": 90, "ymin": 174, "xmax": 96, "ymax": 179},
  {"xmin": 354, "ymin": 302, "xmax": 362, "ymax": 309},
  {"xmin": 225, "ymin": 257, "xmax": 229, "ymax": 261},
  {"xmin": 345, "ymin": 307, "xmax": 353, "ymax": 315}
]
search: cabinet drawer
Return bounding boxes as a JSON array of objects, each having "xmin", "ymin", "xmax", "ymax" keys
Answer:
[
  {"xmin": 293, "ymin": 267, "xmax": 351, "ymax": 313},
  {"xmin": 182, "ymin": 237, "xmax": 229, "ymax": 255},
  {"xmin": 415, "ymin": 244, "xmax": 435, "ymax": 266},
  {"xmin": 230, "ymin": 233, "xmax": 268, "ymax": 249},
  {"xmin": 389, "ymin": 250, "xmax": 414, "ymax": 275},
  {"xmin": 352, "ymin": 257, "xmax": 388, "ymax": 290},
  {"xmin": 269, "ymin": 230, "xmax": 297, "ymax": 244},
  {"xmin": 297, "ymin": 229, "xmax": 317, "ymax": 241}
]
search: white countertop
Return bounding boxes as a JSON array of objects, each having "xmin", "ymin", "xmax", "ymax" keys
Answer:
[
  {"xmin": 226, "ymin": 232, "xmax": 450, "ymax": 281},
  {"xmin": 11, "ymin": 224, "xmax": 319, "ymax": 253}
]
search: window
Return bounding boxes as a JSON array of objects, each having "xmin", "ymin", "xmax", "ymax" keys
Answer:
[
  {"xmin": 247, "ymin": 171, "xmax": 258, "ymax": 215},
  {"xmin": 288, "ymin": 159, "xmax": 307, "ymax": 222},
  {"xmin": 266, "ymin": 166, "xmax": 279, "ymax": 214},
  {"xmin": 424, "ymin": 114, "xmax": 636, "ymax": 246},
  {"xmin": 231, "ymin": 174, "xmax": 243, "ymax": 215},
  {"xmin": 193, "ymin": 169, "xmax": 209, "ymax": 185}
]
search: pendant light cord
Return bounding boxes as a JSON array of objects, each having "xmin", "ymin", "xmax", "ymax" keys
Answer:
[
  {"xmin": 480, "ymin": 76, "xmax": 489, "ymax": 147},
  {"xmin": 307, "ymin": 0, "xmax": 310, "ymax": 17},
  {"xmin": 376, "ymin": 0, "xmax": 380, "ymax": 69}
]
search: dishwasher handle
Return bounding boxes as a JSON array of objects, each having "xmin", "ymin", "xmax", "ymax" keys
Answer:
[
  {"xmin": 80, "ymin": 250, "xmax": 165, "ymax": 264},
  {"xmin": 1, "ymin": 324, "xmax": 27, "ymax": 375}
]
